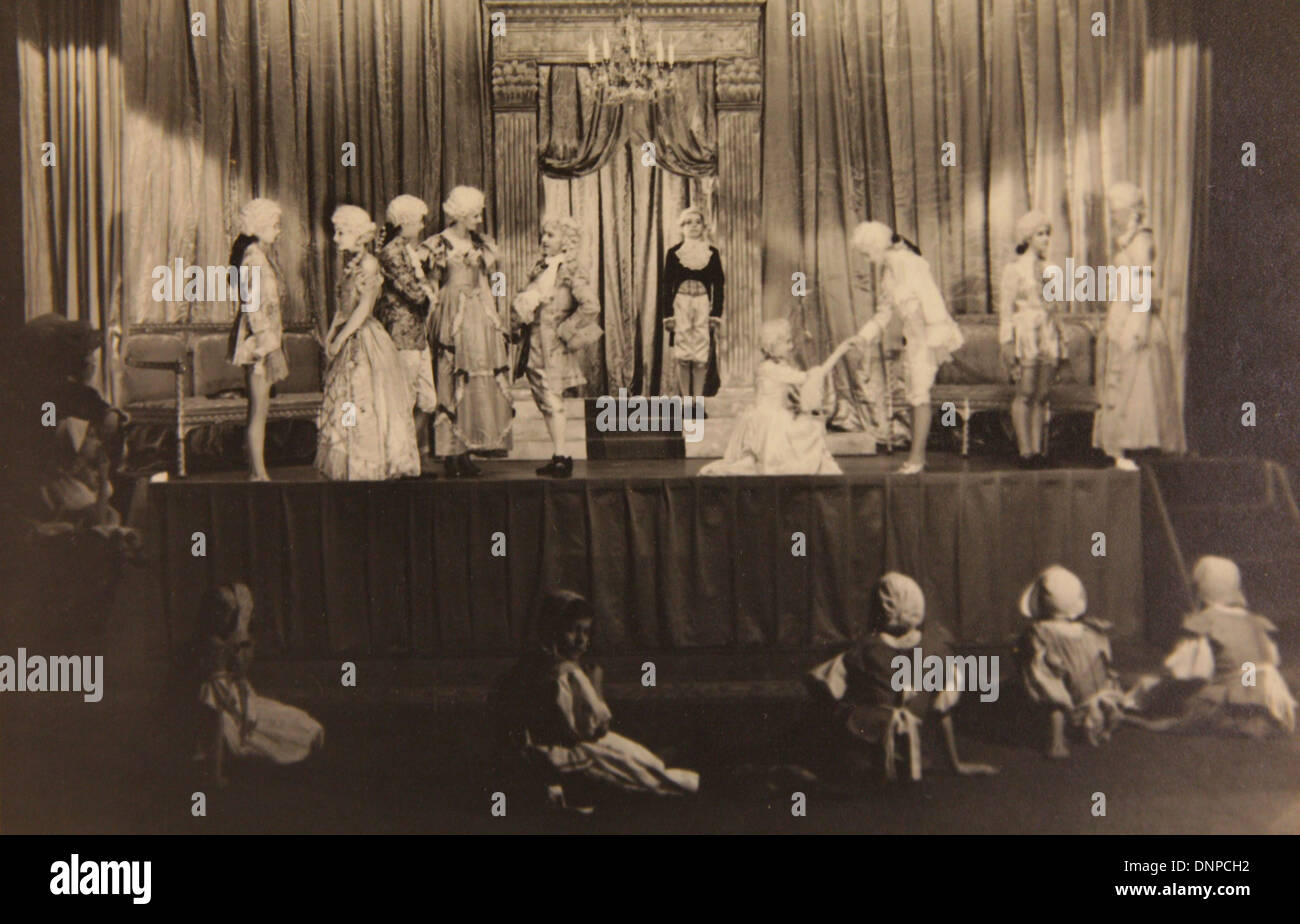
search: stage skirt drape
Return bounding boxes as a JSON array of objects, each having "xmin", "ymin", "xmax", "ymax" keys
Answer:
[{"xmin": 150, "ymin": 469, "xmax": 1141, "ymax": 659}]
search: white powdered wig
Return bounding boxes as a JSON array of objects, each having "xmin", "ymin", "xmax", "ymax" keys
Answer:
[
  {"xmin": 759, "ymin": 317, "xmax": 792, "ymax": 357},
  {"xmin": 850, "ymin": 220, "xmax": 893, "ymax": 260},
  {"xmin": 443, "ymin": 185, "xmax": 486, "ymax": 223},
  {"xmin": 1107, "ymin": 182, "xmax": 1146, "ymax": 217},
  {"xmin": 386, "ymin": 194, "xmax": 429, "ymax": 228},
  {"xmin": 238, "ymin": 198, "xmax": 282, "ymax": 238},
  {"xmin": 331, "ymin": 204, "xmax": 377, "ymax": 243},
  {"xmin": 1014, "ymin": 210, "xmax": 1051, "ymax": 246},
  {"xmin": 542, "ymin": 215, "xmax": 582, "ymax": 253}
]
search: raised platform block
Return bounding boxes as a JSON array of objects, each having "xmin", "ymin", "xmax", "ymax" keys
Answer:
[{"xmin": 508, "ymin": 386, "xmax": 878, "ymax": 460}]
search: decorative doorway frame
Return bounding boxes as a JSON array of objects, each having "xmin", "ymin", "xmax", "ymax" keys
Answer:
[{"xmin": 484, "ymin": 0, "xmax": 764, "ymax": 388}]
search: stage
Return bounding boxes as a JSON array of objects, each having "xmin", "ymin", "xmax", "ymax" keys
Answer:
[{"xmin": 143, "ymin": 454, "xmax": 1144, "ymax": 659}]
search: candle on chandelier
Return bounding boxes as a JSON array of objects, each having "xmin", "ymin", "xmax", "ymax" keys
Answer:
[
  {"xmin": 668, "ymin": 43, "xmax": 675, "ymax": 67},
  {"xmin": 602, "ymin": 33, "xmax": 610, "ymax": 60},
  {"xmin": 656, "ymin": 35, "xmax": 665, "ymax": 64},
  {"xmin": 587, "ymin": 35, "xmax": 596, "ymax": 66},
  {"xmin": 630, "ymin": 31, "xmax": 638, "ymax": 60}
]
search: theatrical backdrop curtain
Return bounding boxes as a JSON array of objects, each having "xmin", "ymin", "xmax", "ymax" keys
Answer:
[
  {"xmin": 17, "ymin": 1, "xmax": 124, "ymax": 400},
  {"xmin": 762, "ymin": 0, "xmax": 1204, "ymax": 451},
  {"xmin": 120, "ymin": 0, "xmax": 492, "ymax": 335}
]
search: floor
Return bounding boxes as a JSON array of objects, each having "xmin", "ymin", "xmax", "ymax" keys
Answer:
[{"xmin": 6, "ymin": 683, "xmax": 1298, "ymax": 834}]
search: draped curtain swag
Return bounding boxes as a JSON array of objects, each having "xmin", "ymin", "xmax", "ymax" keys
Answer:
[{"xmin": 539, "ymin": 63, "xmax": 716, "ymax": 393}]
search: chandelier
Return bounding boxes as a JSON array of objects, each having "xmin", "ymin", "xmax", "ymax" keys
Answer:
[{"xmin": 585, "ymin": 5, "xmax": 676, "ymax": 105}]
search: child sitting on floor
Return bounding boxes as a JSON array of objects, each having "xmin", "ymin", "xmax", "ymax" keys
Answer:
[
  {"xmin": 196, "ymin": 583, "xmax": 324, "ymax": 787},
  {"xmin": 1135, "ymin": 556, "xmax": 1296, "ymax": 738},
  {"xmin": 804, "ymin": 572, "xmax": 998, "ymax": 785},
  {"xmin": 491, "ymin": 589, "xmax": 699, "ymax": 811},
  {"xmin": 1013, "ymin": 565, "xmax": 1140, "ymax": 758}
]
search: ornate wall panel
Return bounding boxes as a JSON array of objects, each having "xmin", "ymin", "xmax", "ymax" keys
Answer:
[{"xmin": 491, "ymin": 59, "xmax": 540, "ymax": 298}]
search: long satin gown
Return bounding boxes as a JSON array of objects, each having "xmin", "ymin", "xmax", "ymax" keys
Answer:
[
  {"xmin": 315, "ymin": 252, "xmax": 421, "ymax": 481},
  {"xmin": 429, "ymin": 232, "xmax": 514, "ymax": 456}
]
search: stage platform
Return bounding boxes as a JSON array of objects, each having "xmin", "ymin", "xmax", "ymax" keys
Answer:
[
  {"xmin": 142, "ymin": 454, "xmax": 1143, "ymax": 660},
  {"xmin": 507, "ymin": 386, "xmax": 879, "ymax": 459}
]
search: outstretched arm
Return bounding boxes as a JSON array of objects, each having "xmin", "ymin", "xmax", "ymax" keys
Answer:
[{"xmin": 807, "ymin": 337, "xmax": 858, "ymax": 383}]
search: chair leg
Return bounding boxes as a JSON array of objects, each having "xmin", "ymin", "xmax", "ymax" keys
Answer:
[
  {"xmin": 962, "ymin": 398, "xmax": 971, "ymax": 457},
  {"xmin": 175, "ymin": 359, "xmax": 187, "ymax": 478}
]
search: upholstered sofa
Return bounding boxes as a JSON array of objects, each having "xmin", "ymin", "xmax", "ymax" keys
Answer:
[
  {"xmin": 122, "ymin": 329, "xmax": 322, "ymax": 475},
  {"xmin": 929, "ymin": 313, "xmax": 1103, "ymax": 454}
]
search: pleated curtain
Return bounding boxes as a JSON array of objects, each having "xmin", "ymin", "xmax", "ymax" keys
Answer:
[
  {"xmin": 762, "ymin": 0, "xmax": 1204, "ymax": 451},
  {"xmin": 117, "ymin": 0, "xmax": 491, "ymax": 337},
  {"xmin": 17, "ymin": 0, "xmax": 123, "ymax": 399}
]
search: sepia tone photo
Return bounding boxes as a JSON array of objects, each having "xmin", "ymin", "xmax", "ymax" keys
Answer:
[{"xmin": 1, "ymin": 0, "xmax": 1298, "ymax": 850}]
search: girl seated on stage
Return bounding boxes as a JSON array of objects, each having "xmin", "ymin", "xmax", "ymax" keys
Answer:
[
  {"xmin": 699, "ymin": 318, "xmax": 852, "ymax": 476},
  {"xmin": 850, "ymin": 222, "xmax": 964, "ymax": 475},
  {"xmin": 1014, "ymin": 565, "xmax": 1137, "ymax": 758},
  {"xmin": 490, "ymin": 590, "xmax": 699, "ymax": 811},
  {"xmin": 803, "ymin": 572, "xmax": 998, "ymax": 786},
  {"xmin": 195, "ymin": 583, "xmax": 324, "ymax": 787},
  {"xmin": 1133, "ymin": 556, "xmax": 1296, "ymax": 738}
]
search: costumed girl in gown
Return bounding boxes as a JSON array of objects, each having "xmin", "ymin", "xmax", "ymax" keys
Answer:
[
  {"xmin": 428, "ymin": 186, "xmax": 513, "ymax": 478},
  {"xmin": 999, "ymin": 211, "xmax": 1066, "ymax": 465},
  {"xmin": 700, "ymin": 318, "xmax": 850, "ymax": 476},
  {"xmin": 315, "ymin": 205, "xmax": 420, "ymax": 481},
  {"xmin": 196, "ymin": 583, "xmax": 324, "ymax": 787},
  {"xmin": 1013, "ymin": 565, "xmax": 1136, "ymax": 758},
  {"xmin": 850, "ymin": 221, "xmax": 964, "ymax": 474},
  {"xmin": 226, "ymin": 198, "xmax": 288, "ymax": 482},
  {"xmin": 375, "ymin": 194, "xmax": 440, "ymax": 465},
  {"xmin": 803, "ymin": 573, "xmax": 999, "ymax": 785},
  {"xmin": 659, "ymin": 208, "xmax": 724, "ymax": 398},
  {"xmin": 490, "ymin": 590, "xmax": 699, "ymax": 811},
  {"xmin": 1093, "ymin": 182, "xmax": 1180, "ymax": 470},
  {"xmin": 1133, "ymin": 556, "xmax": 1296, "ymax": 738}
]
